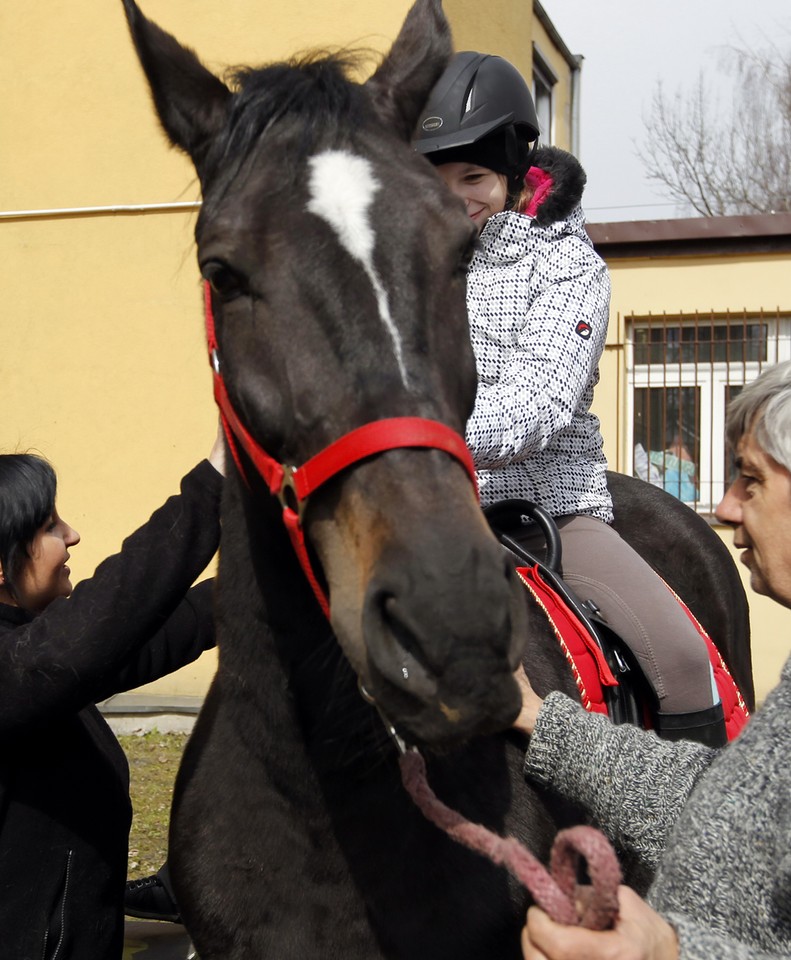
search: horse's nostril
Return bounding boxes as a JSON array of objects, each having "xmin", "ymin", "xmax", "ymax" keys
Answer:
[
  {"xmin": 361, "ymin": 590, "xmax": 440, "ymax": 700},
  {"xmin": 381, "ymin": 593, "xmax": 443, "ymax": 676},
  {"xmin": 383, "ymin": 596, "xmax": 414, "ymax": 654}
]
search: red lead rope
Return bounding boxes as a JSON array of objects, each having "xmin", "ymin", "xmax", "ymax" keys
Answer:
[{"xmin": 204, "ymin": 282, "xmax": 478, "ymax": 616}]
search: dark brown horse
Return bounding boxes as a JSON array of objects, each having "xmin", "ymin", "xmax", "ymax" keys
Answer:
[{"xmin": 122, "ymin": 2, "xmax": 752, "ymax": 956}]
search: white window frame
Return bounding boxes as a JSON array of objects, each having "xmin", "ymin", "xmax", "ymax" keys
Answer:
[
  {"xmin": 532, "ymin": 46, "xmax": 557, "ymax": 145},
  {"xmin": 626, "ymin": 314, "xmax": 791, "ymax": 514}
]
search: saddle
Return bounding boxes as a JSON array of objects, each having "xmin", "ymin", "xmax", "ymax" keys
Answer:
[{"xmin": 484, "ymin": 500, "xmax": 749, "ymax": 744}]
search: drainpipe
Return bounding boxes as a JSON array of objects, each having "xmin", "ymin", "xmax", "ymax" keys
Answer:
[
  {"xmin": 0, "ymin": 201, "xmax": 201, "ymax": 221},
  {"xmin": 570, "ymin": 55, "xmax": 584, "ymax": 157}
]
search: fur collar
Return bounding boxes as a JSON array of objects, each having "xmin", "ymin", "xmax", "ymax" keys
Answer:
[{"xmin": 526, "ymin": 146, "xmax": 587, "ymax": 226}]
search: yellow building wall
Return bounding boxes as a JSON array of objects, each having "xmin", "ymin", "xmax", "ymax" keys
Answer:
[
  {"xmin": 2, "ymin": 1, "xmax": 576, "ymax": 700},
  {"xmin": 445, "ymin": 0, "xmax": 533, "ymax": 80},
  {"xmin": 595, "ymin": 250, "xmax": 791, "ymax": 704}
]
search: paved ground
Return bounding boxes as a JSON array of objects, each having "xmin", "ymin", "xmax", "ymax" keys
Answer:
[
  {"xmin": 123, "ymin": 920, "xmax": 194, "ymax": 959},
  {"xmin": 99, "ymin": 694, "xmax": 200, "ymax": 735}
]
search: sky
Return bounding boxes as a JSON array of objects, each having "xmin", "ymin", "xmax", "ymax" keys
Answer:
[{"xmin": 543, "ymin": 1, "xmax": 791, "ymax": 222}]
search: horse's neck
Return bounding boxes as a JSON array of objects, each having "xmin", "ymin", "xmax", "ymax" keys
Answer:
[
  {"xmin": 220, "ymin": 478, "xmax": 322, "ymax": 641},
  {"xmin": 216, "ymin": 480, "xmax": 383, "ymax": 771}
]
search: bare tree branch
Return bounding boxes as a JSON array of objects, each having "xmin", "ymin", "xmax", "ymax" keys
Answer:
[{"xmin": 636, "ymin": 38, "xmax": 791, "ymax": 216}]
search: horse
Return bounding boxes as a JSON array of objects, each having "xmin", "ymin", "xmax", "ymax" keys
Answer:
[{"xmin": 121, "ymin": 1, "xmax": 753, "ymax": 956}]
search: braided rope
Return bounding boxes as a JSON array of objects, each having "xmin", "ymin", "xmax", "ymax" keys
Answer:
[{"xmin": 399, "ymin": 750, "xmax": 621, "ymax": 930}]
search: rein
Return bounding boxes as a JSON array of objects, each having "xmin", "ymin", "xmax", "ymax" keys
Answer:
[{"xmin": 204, "ymin": 282, "xmax": 477, "ymax": 616}]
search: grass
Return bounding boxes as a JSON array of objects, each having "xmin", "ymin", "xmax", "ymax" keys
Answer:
[{"xmin": 120, "ymin": 730, "xmax": 189, "ymax": 879}]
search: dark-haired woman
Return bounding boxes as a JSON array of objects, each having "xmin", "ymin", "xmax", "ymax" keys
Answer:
[
  {"xmin": 415, "ymin": 52, "xmax": 731, "ymax": 745},
  {"xmin": 0, "ymin": 435, "xmax": 223, "ymax": 959}
]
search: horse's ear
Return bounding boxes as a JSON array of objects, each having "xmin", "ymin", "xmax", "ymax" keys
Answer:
[
  {"xmin": 121, "ymin": 0, "xmax": 231, "ymax": 174},
  {"xmin": 365, "ymin": 0, "xmax": 452, "ymax": 142}
]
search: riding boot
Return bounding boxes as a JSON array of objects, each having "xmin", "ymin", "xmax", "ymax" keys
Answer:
[{"xmin": 654, "ymin": 702, "xmax": 727, "ymax": 748}]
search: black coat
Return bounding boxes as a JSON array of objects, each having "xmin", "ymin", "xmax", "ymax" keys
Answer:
[{"xmin": 0, "ymin": 461, "xmax": 221, "ymax": 959}]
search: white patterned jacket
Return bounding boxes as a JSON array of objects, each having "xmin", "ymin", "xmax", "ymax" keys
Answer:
[{"xmin": 465, "ymin": 146, "xmax": 613, "ymax": 521}]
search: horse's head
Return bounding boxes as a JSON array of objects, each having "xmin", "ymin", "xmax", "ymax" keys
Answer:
[{"xmin": 123, "ymin": 0, "xmax": 527, "ymax": 748}]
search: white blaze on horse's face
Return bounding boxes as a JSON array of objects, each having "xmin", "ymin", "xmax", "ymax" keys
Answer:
[{"xmin": 306, "ymin": 149, "xmax": 409, "ymax": 388}]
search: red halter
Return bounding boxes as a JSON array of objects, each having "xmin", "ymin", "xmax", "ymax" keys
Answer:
[{"xmin": 204, "ymin": 282, "xmax": 478, "ymax": 617}]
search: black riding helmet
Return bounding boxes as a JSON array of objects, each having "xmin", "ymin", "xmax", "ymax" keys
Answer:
[{"xmin": 414, "ymin": 52, "xmax": 540, "ymax": 193}]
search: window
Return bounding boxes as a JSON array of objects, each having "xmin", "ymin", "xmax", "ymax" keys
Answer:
[
  {"xmin": 628, "ymin": 311, "xmax": 791, "ymax": 513},
  {"xmin": 532, "ymin": 48, "xmax": 557, "ymax": 145}
]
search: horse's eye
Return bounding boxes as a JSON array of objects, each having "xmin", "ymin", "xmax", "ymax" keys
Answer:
[{"xmin": 201, "ymin": 261, "xmax": 245, "ymax": 301}]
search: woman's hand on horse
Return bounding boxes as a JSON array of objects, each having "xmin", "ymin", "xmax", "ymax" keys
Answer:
[
  {"xmin": 209, "ymin": 418, "xmax": 227, "ymax": 477},
  {"xmin": 521, "ymin": 886, "xmax": 679, "ymax": 960},
  {"xmin": 512, "ymin": 666, "xmax": 544, "ymax": 736}
]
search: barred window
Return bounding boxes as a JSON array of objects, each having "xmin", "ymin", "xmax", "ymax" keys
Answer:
[{"xmin": 628, "ymin": 311, "xmax": 791, "ymax": 514}]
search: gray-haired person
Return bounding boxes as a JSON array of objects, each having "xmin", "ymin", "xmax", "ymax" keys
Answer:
[{"xmin": 515, "ymin": 359, "xmax": 791, "ymax": 960}]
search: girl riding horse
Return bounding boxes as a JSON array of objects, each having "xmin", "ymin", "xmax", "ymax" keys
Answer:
[{"xmin": 415, "ymin": 52, "xmax": 727, "ymax": 746}]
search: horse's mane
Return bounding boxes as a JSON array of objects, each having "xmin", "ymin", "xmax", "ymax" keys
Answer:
[{"xmin": 202, "ymin": 51, "xmax": 376, "ymax": 203}]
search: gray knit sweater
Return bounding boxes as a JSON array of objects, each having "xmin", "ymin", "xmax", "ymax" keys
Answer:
[{"xmin": 524, "ymin": 655, "xmax": 791, "ymax": 958}]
